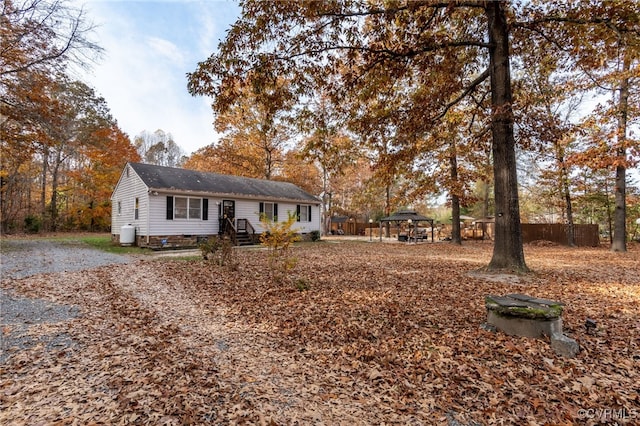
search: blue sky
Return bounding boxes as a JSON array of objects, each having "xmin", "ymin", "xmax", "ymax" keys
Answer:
[
  {"xmin": 77, "ymin": 0, "xmax": 241, "ymax": 155},
  {"xmin": 76, "ymin": 1, "xmax": 638, "ymax": 186}
]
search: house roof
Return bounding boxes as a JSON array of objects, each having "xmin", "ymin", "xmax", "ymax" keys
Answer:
[
  {"xmin": 380, "ymin": 210, "xmax": 434, "ymax": 223},
  {"xmin": 128, "ymin": 163, "xmax": 319, "ymax": 203}
]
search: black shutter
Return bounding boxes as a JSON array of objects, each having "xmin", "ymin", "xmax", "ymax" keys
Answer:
[
  {"xmin": 296, "ymin": 205, "xmax": 301, "ymax": 222},
  {"xmin": 274, "ymin": 203, "xmax": 278, "ymax": 221},
  {"xmin": 202, "ymin": 198, "xmax": 208, "ymax": 221},
  {"xmin": 166, "ymin": 196, "xmax": 173, "ymax": 220},
  {"xmin": 308, "ymin": 205, "xmax": 311, "ymax": 221},
  {"xmin": 259, "ymin": 202, "xmax": 264, "ymax": 216}
]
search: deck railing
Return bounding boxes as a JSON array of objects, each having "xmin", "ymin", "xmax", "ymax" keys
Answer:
[{"xmin": 221, "ymin": 218, "xmax": 257, "ymax": 245}]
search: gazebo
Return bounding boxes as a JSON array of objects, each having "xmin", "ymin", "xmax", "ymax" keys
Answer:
[{"xmin": 379, "ymin": 210, "xmax": 435, "ymax": 242}]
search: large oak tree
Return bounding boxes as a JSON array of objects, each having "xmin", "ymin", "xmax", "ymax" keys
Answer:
[
  {"xmin": 189, "ymin": 1, "xmax": 525, "ymax": 270},
  {"xmin": 189, "ymin": 0, "xmax": 638, "ymax": 271}
]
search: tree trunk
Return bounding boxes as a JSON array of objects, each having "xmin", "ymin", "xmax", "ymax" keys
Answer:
[
  {"xmin": 321, "ymin": 165, "xmax": 330, "ymax": 236},
  {"xmin": 0, "ymin": 176, "xmax": 7, "ymax": 234},
  {"xmin": 557, "ymin": 148, "xmax": 575, "ymax": 247},
  {"xmin": 482, "ymin": 181, "xmax": 490, "ymax": 219},
  {"xmin": 49, "ymin": 149, "xmax": 62, "ymax": 232},
  {"xmin": 450, "ymin": 142, "xmax": 461, "ymax": 245},
  {"xmin": 385, "ymin": 184, "xmax": 391, "ymax": 238},
  {"xmin": 451, "ymin": 194, "xmax": 461, "ymax": 245},
  {"xmin": 611, "ymin": 53, "xmax": 630, "ymax": 252},
  {"xmin": 612, "ymin": 165, "xmax": 626, "ymax": 250},
  {"xmin": 563, "ymin": 177, "xmax": 575, "ymax": 247},
  {"xmin": 40, "ymin": 146, "xmax": 49, "ymax": 231},
  {"xmin": 604, "ymin": 177, "xmax": 613, "ymax": 241},
  {"xmin": 264, "ymin": 140, "xmax": 273, "ymax": 180},
  {"xmin": 486, "ymin": 2, "xmax": 528, "ymax": 271}
]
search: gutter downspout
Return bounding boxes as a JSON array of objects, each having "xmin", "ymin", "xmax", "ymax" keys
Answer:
[{"xmin": 146, "ymin": 192, "xmax": 151, "ymax": 245}]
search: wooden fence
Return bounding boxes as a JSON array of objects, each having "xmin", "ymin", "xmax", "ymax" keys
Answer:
[{"xmin": 521, "ymin": 224, "xmax": 599, "ymax": 247}]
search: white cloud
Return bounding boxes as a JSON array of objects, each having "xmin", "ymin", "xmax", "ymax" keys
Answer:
[
  {"xmin": 72, "ymin": 0, "xmax": 237, "ymax": 155},
  {"xmin": 147, "ymin": 37, "xmax": 186, "ymax": 65}
]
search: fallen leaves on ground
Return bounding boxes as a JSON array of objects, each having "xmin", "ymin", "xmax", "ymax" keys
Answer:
[{"xmin": 1, "ymin": 241, "xmax": 639, "ymax": 425}]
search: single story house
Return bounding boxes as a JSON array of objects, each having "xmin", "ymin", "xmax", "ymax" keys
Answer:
[{"xmin": 111, "ymin": 162, "xmax": 321, "ymax": 248}]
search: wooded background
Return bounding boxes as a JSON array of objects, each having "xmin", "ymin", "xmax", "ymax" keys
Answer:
[{"xmin": 1, "ymin": 1, "xmax": 639, "ymax": 250}]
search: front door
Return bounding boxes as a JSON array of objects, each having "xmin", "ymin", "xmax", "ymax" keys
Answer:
[
  {"xmin": 222, "ymin": 200, "xmax": 235, "ymax": 221},
  {"xmin": 220, "ymin": 200, "xmax": 235, "ymax": 235}
]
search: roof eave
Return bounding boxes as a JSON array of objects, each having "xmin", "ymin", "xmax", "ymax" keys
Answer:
[{"xmin": 147, "ymin": 188, "xmax": 320, "ymax": 204}]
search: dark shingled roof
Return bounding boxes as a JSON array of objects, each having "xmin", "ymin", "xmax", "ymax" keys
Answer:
[{"xmin": 129, "ymin": 163, "xmax": 319, "ymax": 203}]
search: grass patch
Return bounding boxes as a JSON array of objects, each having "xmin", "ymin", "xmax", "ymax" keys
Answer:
[{"xmin": 77, "ymin": 235, "xmax": 149, "ymax": 255}]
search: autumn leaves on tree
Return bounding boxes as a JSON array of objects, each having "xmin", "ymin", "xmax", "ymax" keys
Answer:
[
  {"xmin": 1, "ymin": 0, "xmax": 140, "ymax": 232},
  {"xmin": 2, "ymin": 1, "xmax": 638, "ymax": 266},
  {"xmin": 188, "ymin": 0, "xmax": 638, "ymax": 269}
]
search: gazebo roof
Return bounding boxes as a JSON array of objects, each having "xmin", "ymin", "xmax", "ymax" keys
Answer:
[
  {"xmin": 331, "ymin": 216, "xmax": 349, "ymax": 223},
  {"xmin": 474, "ymin": 216, "xmax": 495, "ymax": 223},
  {"xmin": 380, "ymin": 210, "xmax": 434, "ymax": 223}
]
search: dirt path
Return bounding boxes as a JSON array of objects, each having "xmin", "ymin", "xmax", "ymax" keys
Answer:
[
  {"xmin": 112, "ymin": 263, "xmax": 394, "ymax": 424},
  {"xmin": 1, "ymin": 242, "xmax": 408, "ymax": 424}
]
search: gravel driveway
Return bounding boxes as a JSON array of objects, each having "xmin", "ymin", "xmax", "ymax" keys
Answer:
[
  {"xmin": 1, "ymin": 238, "xmax": 131, "ymax": 363},
  {"xmin": 1, "ymin": 239, "xmax": 130, "ymax": 280}
]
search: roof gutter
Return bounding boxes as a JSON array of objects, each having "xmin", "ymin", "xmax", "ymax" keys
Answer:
[{"xmin": 147, "ymin": 188, "xmax": 321, "ymax": 204}]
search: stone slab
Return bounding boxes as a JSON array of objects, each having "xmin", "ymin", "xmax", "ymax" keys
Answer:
[
  {"xmin": 485, "ymin": 294, "xmax": 564, "ymax": 320},
  {"xmin": 506, "ymin": 293, "xmax": 564, "ymax": 307},
  {"xmin": 484, "ymin": 293, "xmax": 578, "ymax": 358}
]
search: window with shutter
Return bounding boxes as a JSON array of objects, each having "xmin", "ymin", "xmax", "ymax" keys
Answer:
[
  {"xmin": 166, "ymin": 196, "xmax": 173, "ymax": 220},
  {"xmin": 170, "ymin": 196, "xmax": 203, "ymax": 220},
  {"xmin": 297, "ymin": 204, "xmax": 311, "ymax": 222},
  {"xmin": 260, "ymin": 202, "xmax": 276, "ymax": 221}
]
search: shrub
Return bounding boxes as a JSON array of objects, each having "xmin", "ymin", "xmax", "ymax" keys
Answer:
[
  {"xmin": 259, "ymin": 212, "xmax": 301, "ymax": 284},
  {"xmin": 24, "ymin": 215, "xmax": 42, "ymax": 234},
  {"xmin": 295, "ymin": 278, "xmax": 310, "ymax": 291},
  {"xmin": 199, "ymin": 237, "xmax": 236, "ymax": 267},
  {"xmin": 310, "ymin": 230, "xmax": 321, "ymax": 241}
]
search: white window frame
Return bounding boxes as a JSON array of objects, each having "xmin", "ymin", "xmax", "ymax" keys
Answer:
[
  {"xmin": 189, "ymin": 198, "xmax": 202, "ymax": 219},
  {"xmin": 174, "ymin": 196, "xmax": 201, "ymax": 220},
  {"xmin": 298, "ymin": 204, "xmax": 311, "ymax": 222},
  {"xmin": 263, "ymin": 202, "xmax": 275, "ymax": 221}
]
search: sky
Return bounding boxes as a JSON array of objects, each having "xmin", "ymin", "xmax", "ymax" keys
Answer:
[
  {"xmin": 73, "ymin": 1, "xmax": 639, "ymax": 184},
  {"xmin": 76, "ymin": 0, "xmax": 241, "ymax": 155}
]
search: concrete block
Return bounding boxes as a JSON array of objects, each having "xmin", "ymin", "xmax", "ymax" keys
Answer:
[
  {"xmin": 487, "ymin": 310, "xmax": 563, "ymax": 338},
  {"xmin": 551, "ymin": 332, "xmax": 580, "ymax": 358}
]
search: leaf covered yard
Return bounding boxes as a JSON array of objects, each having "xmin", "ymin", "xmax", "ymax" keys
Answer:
[{"xmin": 1, "ymin": 241, "xmax": 639, "ymax": 425}]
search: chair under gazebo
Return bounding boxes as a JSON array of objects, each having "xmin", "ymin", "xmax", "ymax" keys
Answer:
[{"xmin": 379, "ymin": 210, "xmax": 435, "ymax": 242}]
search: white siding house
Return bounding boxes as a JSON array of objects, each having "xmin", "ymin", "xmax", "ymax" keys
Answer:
[{"xmin": 111, "ymin": 163, "xmax": 321, "ymax": 248}]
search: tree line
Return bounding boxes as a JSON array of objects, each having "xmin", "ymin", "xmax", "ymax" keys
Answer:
[
  {"xmin": 186, "ymin": 0, "xmax": 639, "ymax": 270},
  {"xmin": 2, "ymin": 1, "xmax": 638, "ymax": 272},
  {"xmin": 0, "ymin": 1, "xmax": 188, "ymax": 233}
]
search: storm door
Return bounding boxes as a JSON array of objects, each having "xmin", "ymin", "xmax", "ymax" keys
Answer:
[
  {"xmin": 222, "ymin": 200, "xmax": 235, "ymax": 221},
  {"xmin": 219, "ymin": 200, "xmax": 235, "ymax": 235}
]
